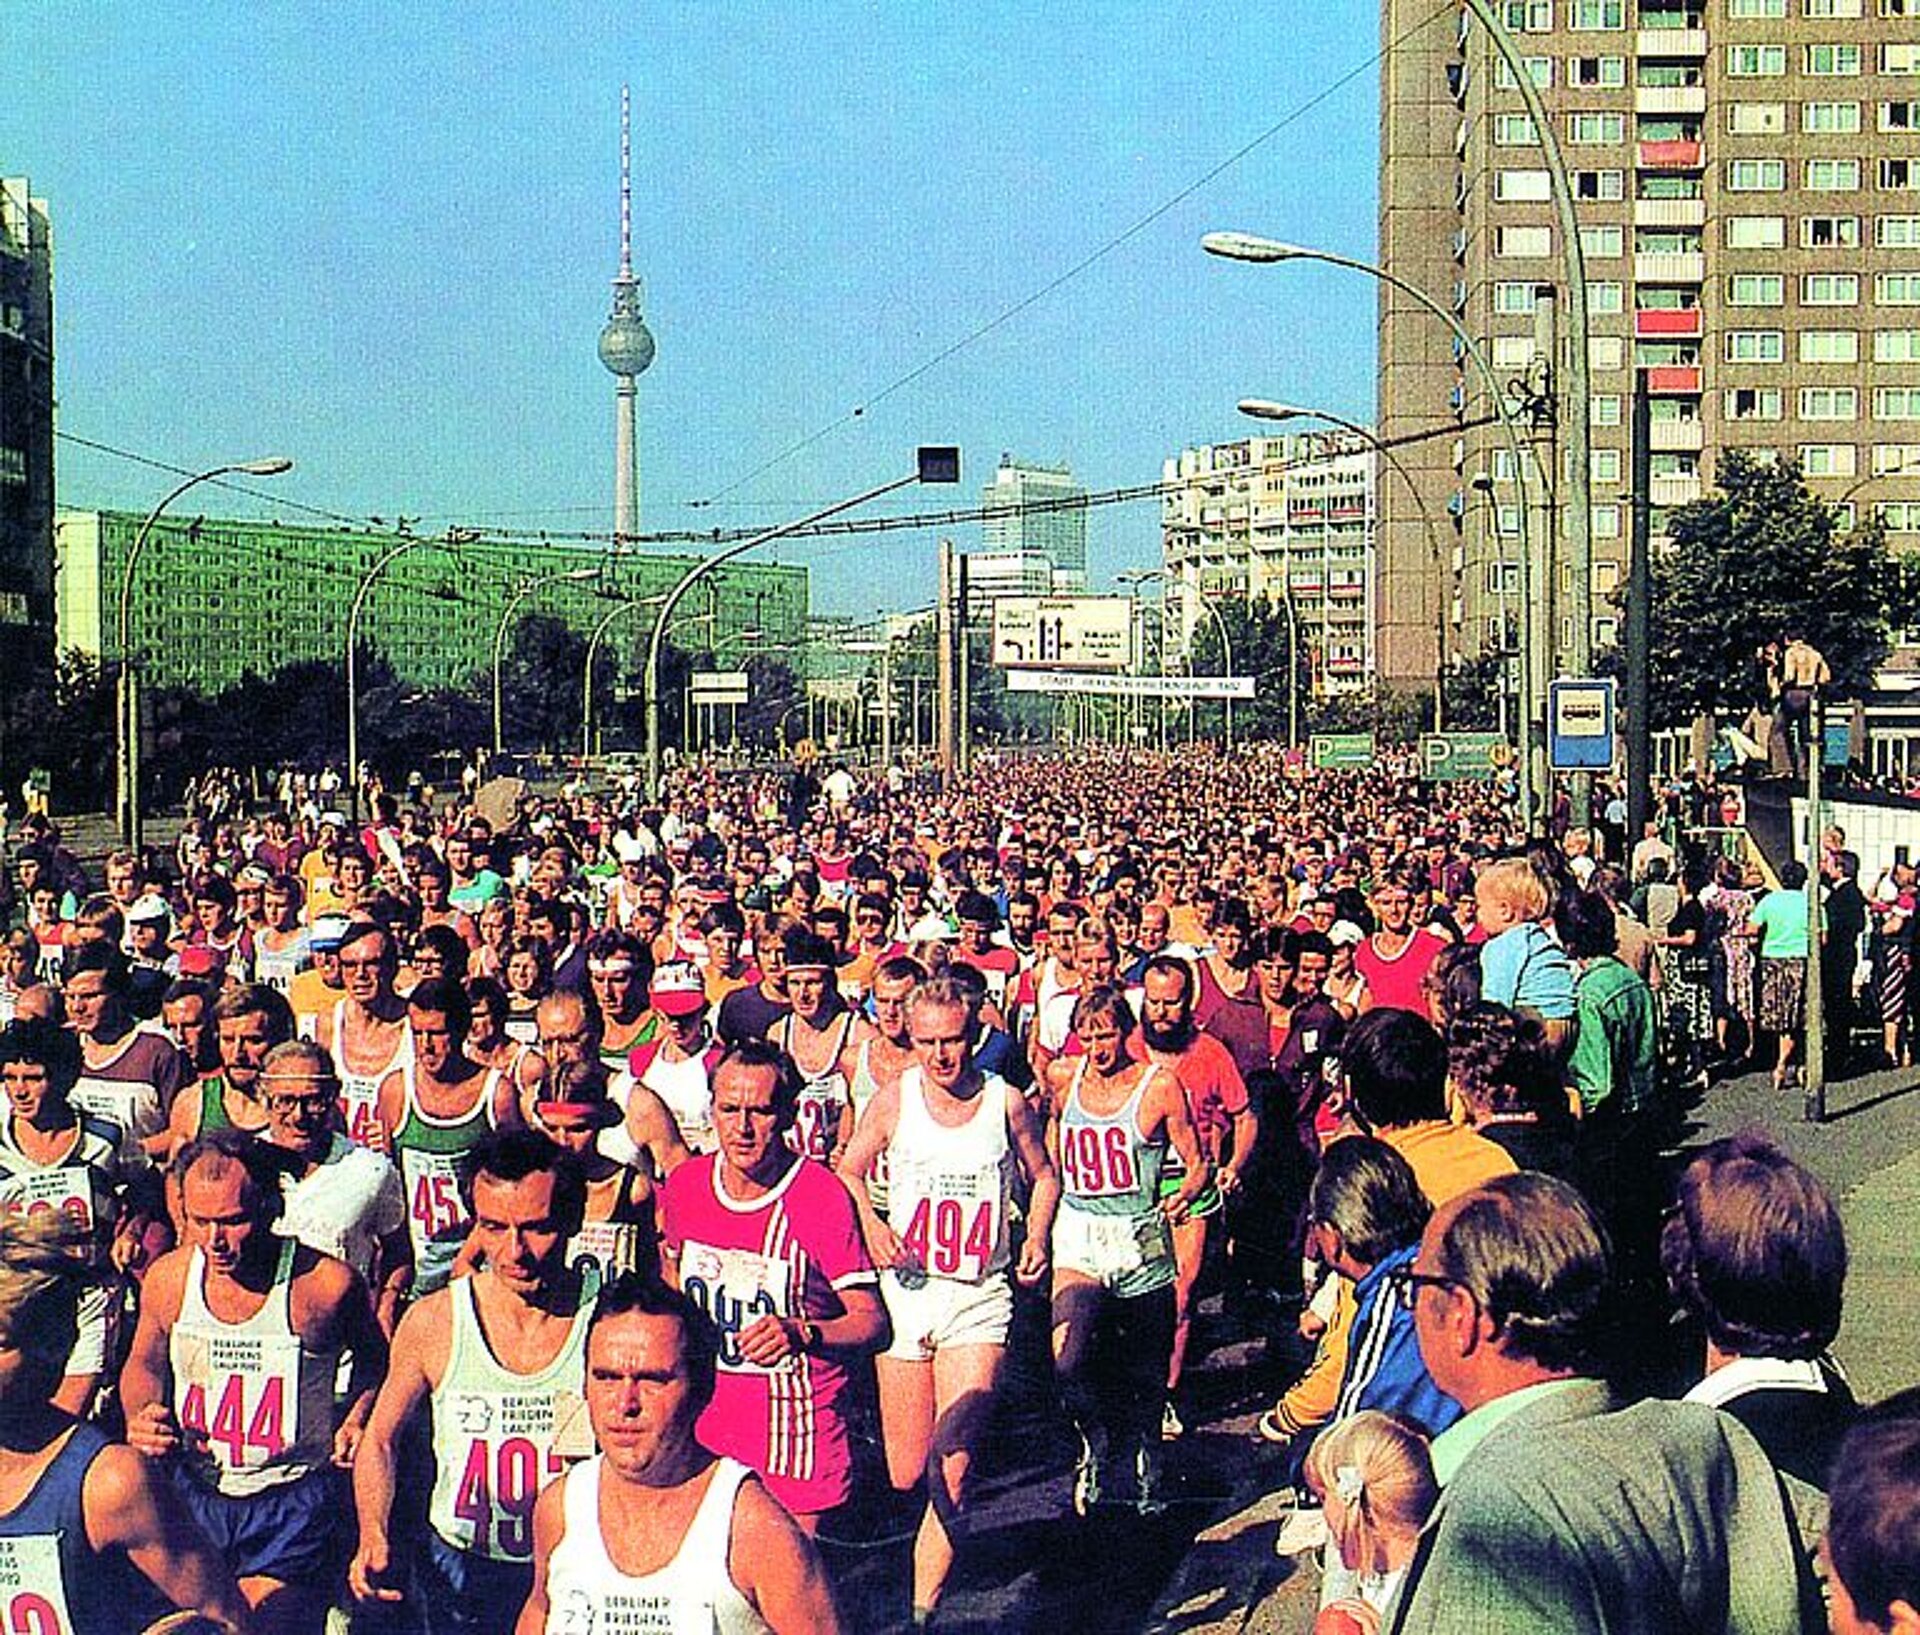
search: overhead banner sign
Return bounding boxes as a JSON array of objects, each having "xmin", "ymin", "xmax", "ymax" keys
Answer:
[
  {"xmin": 689, "ymin": 670, "xmax": 749, "ymax": 705},
  {"xmin": 991, "ymin": 596, "xmax": 1132, "ymax": 671},
  {"xmin": 1006, "ymin": 669, "xmax": 1254, "ymax": 701},
  {"xmin": 1310, "ymin": 733, "xmax": 1376, "ymax": 770},
  {"xmin": 1549, "ymin": 678, "xmax": 1616, "ymax": 770},
  {"xmin": 1420, "ymin": 732, "xmax": 1513, "ymax": 782},
  {"xmin": 806, "ymin": 677, "xmax": 862, "ymax": 703}
]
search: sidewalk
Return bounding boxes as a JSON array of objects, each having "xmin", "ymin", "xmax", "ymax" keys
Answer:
[{"xmin": 1143, "ymin": 1059, "xmax": 1920, "ymax": 1633}]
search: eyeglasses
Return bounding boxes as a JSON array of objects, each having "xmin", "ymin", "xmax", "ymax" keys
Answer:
[
  {"xmin": 266, "ymin": 1091, "xmax": 336, "ymax": 1115},
  {"xmin": 1383, "ymin": 1266, "xmax": 1468, "ymax": 1304}
]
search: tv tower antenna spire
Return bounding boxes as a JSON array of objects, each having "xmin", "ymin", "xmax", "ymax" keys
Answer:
[{"xmin": 598, "ymin": 83, "xmax": 655, "ymax": 548}]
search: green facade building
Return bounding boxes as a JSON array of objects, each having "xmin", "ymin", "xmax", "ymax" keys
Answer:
[{"xmin": 54, "ymin": 509, "xmax": 808, "ymax": 695}]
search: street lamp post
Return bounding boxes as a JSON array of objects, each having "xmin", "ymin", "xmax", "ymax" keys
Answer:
[
  {"xmin": 1239, "ymin": 400, "xmax": 1450, "ymax": 728},
  {"xmin": 345, "ymin": 534, "xmax": 448, "ymax": 825},
  {"xmin": 1204, "ymin": 232, "xmax": 1539, "ymax": 828},
  {"xmin": 492, "ymin": 566, "xmax": 602, "ymax": 758},
  {"xmin": 116, "ymin": 456, "xmax": 293, "ymax": 850},
  {"xmin": 644, "ymin": 448, "xmax": 959, "ymax": 795}
]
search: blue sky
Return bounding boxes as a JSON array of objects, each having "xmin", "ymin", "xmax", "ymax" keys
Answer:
[{"xmin": 10, "ymin": 2, "xmax": 1382, "ymax": 614}]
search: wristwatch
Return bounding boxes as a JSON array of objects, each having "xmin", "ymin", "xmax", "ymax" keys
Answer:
[{"xmin": 794, "ymin": 1317, "xmax": 820, "ymax": 1353}]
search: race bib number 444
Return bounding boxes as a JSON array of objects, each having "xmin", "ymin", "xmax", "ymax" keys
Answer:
[{"xmin": 174, "ymin": 1332, "xmax": 301, "ymax": 1474}]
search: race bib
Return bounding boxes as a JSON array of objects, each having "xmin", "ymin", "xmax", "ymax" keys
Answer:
[
  {"xmin": 788, "ymin": 1081, "xmax": 847, "ymax": 1163},
  {"xmin": 0, "ymin": 1168, "xmax": 94, "ymax": 1234},
  {"xmin": 0, "ymin": 1535, "xmax": 75, "ymax": 1635},
  {"xmin": 897, "ymin": 1165, "xmax": 1003, "ymax": 1281},
  {"xmin": 548, "ymin": 1588, "xmax": 711, "ymax": 1635},
  {"xmin": 441, "ymin": 1390, "xmax": 576, "ymax": 1560},
  {"xmin": 400, "ymin": 1147, "xmax": 472, "ymax": 1248},
  {"xmin": 570, "ymin": 1219, "xmax": 644, "ymax": 1280},
  {"xmin": 1059, "ymin": 1122, "xmax": 1139, "ymax": 1201},
  {"xmin": 677, "ymin": 1242, "xmax": 792, "ymax": 1371},
  {"xmin": 174, "ymin": 1330, "xmax": 302, "ymax": 1479},
  {"xmin": 340, "ymin": 1079, "xmax": 383, "ymax": 1150}
]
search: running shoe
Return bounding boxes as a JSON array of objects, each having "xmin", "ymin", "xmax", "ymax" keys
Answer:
[
  {"xmin": 1135, "ymin": 1443, "xmax": 1167, "ymax": 1517},
  {"xmin": 1161, "ymin": 1399, "xmax": 1185, "ymax": 1441},
  {"xmin": 1072, "ymin": 1429, "xmax": 1103, "ymax": 1516}
]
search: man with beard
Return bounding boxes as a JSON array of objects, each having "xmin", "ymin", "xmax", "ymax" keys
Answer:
[{"xmin": 1138, "ymin": 955, "xmax": 1256, "ymax": 1439}]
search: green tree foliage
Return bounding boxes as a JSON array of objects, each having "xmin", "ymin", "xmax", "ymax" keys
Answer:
[
  {"xmin": 1184, "ymin": 593, "xmax": 1305, "ymax": 742},
  {"xmin": 1440, "ymin": 650, "xmax": 1507, "ymax": 733},
  {"xmin": 1644, "ymin": 451, "xmax": 1898, "ymax": 724},
  {"xmin": 500, "ymin": 613, "xmax": 592, "ymax": 753},
  {"xmin": 2, "ymin": 650, "xmax": 116, "ymax": 809}
]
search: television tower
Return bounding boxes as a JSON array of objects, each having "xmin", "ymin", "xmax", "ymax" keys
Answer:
[{"xmin": 597, "ymin": 86, "xmax": 655, "ymax": 547}]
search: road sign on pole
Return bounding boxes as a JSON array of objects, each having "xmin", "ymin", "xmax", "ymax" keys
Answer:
[
  {"xmin": 1310, "ymin": 733, "xmax": 1376, "ymax": 770},
  {"xmin": 1420, "ymin": 732, "xmax": 1512, "ymax": 781},
  {"xmin": 689, "ymin": 670, "xmax": 749, "ymax": 705},
  {"xmin": 1548, "ymin": 678, "xmax": 1616, "ymax": 770},
  {"xmin": 991, "ymin": 597, "xmax": 1133, "ymax": 671}
]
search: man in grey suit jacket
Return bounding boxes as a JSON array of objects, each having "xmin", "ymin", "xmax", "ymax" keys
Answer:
[{"xmin": 1389, "ymin": 1172, "xmax": 1817, "ymax": 1634}]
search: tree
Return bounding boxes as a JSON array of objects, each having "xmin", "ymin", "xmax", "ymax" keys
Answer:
[
  {"xmin": 1185, "ymin": 593, "xmax": 1306, "ymax": 743},
  {"xmin": 1642, "ymin": 451, "xmax": 1899, "ymax": 725},
  {"xmin": 1440, "ymin": 650, "xmax": 1507, "ymax": 733},
  {"xmin": 499, "ymin": 613, "xmax": 591, "ymax": 753}
]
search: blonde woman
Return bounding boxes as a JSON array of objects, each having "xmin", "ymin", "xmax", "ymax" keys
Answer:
[{"xmin": 1304, "ymin": 1410, "xmax": 1438, "ymax": 1634}]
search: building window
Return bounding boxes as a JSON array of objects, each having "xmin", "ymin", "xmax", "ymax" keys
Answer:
[
  {"xmin": 1878, "ymin": 272, "xmax": 1920, "ymax": 304},
  {"xmin": 1727, "ymin": 387, "xmax": 1785, "ymax": 419},
  {"xmin": 1494, "ymin": 113, "xmax": 1541, "ymax": 145},
  {"xmin": 1875, "ymin": 329, "xmax": 1920, "ymax": 362},
  {"xmin": 1879, "ymin": 216, "xmax": 1920, "ymax": 248},
  {"xmin": 1587, "ymin": 281, "xmax": 1625, "ymax": 314},
  {"xmin": 1883, "ymin": 101, "xmax": 1919, "ymax": 132},
  {"xmin": 1495, "ymin": 170, "xmax": 1553, "ymax": 204},
  {"xmin": 1495, "ymin": 55, "xmax": 1556, "ymax": 88},
  {"xmin": 1493, "ymin": 335, "xmax": 1535, "ymax": 367},
  {"xmin": 1882, "ymin": 160, "xmax": 1920, "ymax": 193},
  {"xmin": 1592, "ymin": 449, "xmax": 1623, "ymax": 482},
  {"xmin": 1727, "ymin": 44, "xmax": 1787, "ymax": 76},
  {"xmin": 1569, "ymin": 55, "xmax": 1626, "ymax": 86},
  {"xmin": 1802, "ymin": 272, "xmax": 1861, "ymax": 305},
  {"xmin": 1806, "ymin": 0, "xmax": 1863, "ymax": 13},
  {"xmin": 1875, "ymin": 443, "xmax": 1920, "ymax": 474},
  {"xmin": 1727, "ymin": 215, "xmax": 1787, "ymax": 248},
  {"xmin": 1728, "ymin": 158, "xmax": 1787, "ymax": 191},
  {"xmin": 1729, "ymin": 273, "xmax": 1786, "ymax": 305},
  {"xmin": 1570, "ymin": 0, "xmax": 1625, "ymax": 24},
  {"xmin": 1496, "ymin": 506, "xmax": 1524, "ymax": 539},
  {"xmin": 1592, "ymin": 505, "xmax": 1622, "ymax": 538},
  {"xmin": 1569, "ymin": 111, "xmax": 1626, "ymax": 144},
  {"xmin": 1880, "ymin": 502, "xmax": 1920, "ymax": 532},
  {"xmin": 1494, "ymin": 282, "xmax": 1539, "ymax": 314},
  {"xmin": 1727, "ymin": 329, "xmax": 1787, "ymax": 362},
  {"xmin": 1883, "ymin": 43, "xmax": 1920, "ymax": 74},
  {"xmin": 1805, "ymin": 158, "xmax": 1861, "ymax": 191},
  {"xmin": 1573, "ymin": 169, "xmax": 1625, "ymax": 200},
  {"xmin": 1580, "ymin": 223, "xmax": 1625, "ymax": 257},
  {"xmin": 1591, "ymin": 335, "xmax": 1626, "ymax": 368},
  {"xmin": 1800, "ymin": 329, "xmax": 1860, "ymax": 362},
  {"xmin": 1727, "ymin": 102, "xmax": 1787, "ymax": 134},
  {"xmin": 1503, "ymin": 0, "xmax": 1554, "ymax": 29},
  {"xmin": 1802, "ymin": 101, "xmax": 1863, "ymax": 134},
  {"xmin": 1802, "ymin": 215, "xmax": 1861, "ymax": 247},
  {"xmin": 1805, "ymin": 43, "xmax": 1863, "ymax": 76},
  {"xmin": 1496, "ymin": 224, "xmax": 1553, "ymax": 257},
  {"xmin": 1593, "ymin": 394, "xmax": 1623, "ymax": 425},
  {"xmin": 1800, "ymin": 445, "xmax": 1858, "ymax": 477},
  {"xmin": 1799, "ymin": 385, "xmax": 1860, "ymax": 419},
  {"xmin": 1730, "ymin": 0, "xmax": 1786, "ymax": 12},
  {"xmin": 1877, "ymin": 388, "xmax": 1920, "ymax": 420}
]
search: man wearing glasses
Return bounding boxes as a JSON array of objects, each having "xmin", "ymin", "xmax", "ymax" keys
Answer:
[
  {"xmin": 258, "ymin": 1039, "xmax": 411, "ymax": 1336},
  {"xmin": 1389, "ymin": 1172, "xmax": 1814, "ymax": 1634}
]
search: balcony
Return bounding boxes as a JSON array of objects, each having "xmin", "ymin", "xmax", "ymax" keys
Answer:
[
  {"xmin": 1636, "ymin": 27, "xmax": 1708, "ymax": 58},
  {"xmin": 1635, "ymin": 250, "xmax": 1706, "ymax": 284},
  {"xmin": 1638, "ymin": 138, "xmax": 1703, "ymax": 170},
  {"xmin": 1634, "ymin": 307, "xmax": 1703, "ymax": 339},
  {"xmin": 1649, "ymin": 418, "xmax": 1706, "ymax": 451},
  {"xmin": 1650, "ymin": 473, "xmax": 1703, "ymax": 506},
  {"xmin": 1636, "ymin": 85, "xmax": 1706, "ymax": 117},
  {"xmin": 1635, "ymin": 195, "xmax": 1706, "ymax": 229},
  {"xmin": 1646, "ymin": 365, "xmax": 1703, "ymax": 394}
]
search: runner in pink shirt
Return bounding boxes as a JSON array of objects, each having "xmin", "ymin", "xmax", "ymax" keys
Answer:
[{"xmin": 660, "ymin": 1039, "xmax": 887, "ymax": 1528}]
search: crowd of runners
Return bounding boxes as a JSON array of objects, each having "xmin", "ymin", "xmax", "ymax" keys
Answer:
[{"xmin": 1, "ymin": 741, "xmax": 1918, "ymax": 1634}]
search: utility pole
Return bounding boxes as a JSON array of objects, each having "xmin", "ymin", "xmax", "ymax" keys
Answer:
[
  {"xmin": 1626, "ymin": 372, "xmax": 1654, "ymax": 845},
  {"xmin": 1526, "ymin": 286, "xmax": 1560, "ymax": 839},
  {"xmin": 957, "ymin": 554, "xmax": 973, "ymax": 780},
  {"xmin": 936, "ymin": 539, "xmax": 956, "ymax": 784},
  {"xmin": 879, "ymin": 639, "xmax": 894, "ymax": 770},
  {"xmin": 1805, "ymin": 692, "xmax": 1827, "ymax": 1123}
]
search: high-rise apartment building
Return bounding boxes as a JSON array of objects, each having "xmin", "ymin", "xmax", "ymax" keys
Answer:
[
  {"xmin": 55, "ymin": 510, "xmax": 806, "ymax": 696},
  {"xmin": 1380, "ymin": 0, "xmax": 1920, "ymax": 686},
  {"xmin": 980, "ymin": 456, "xmax": 1089, "ymax": 588},
  {"xmin": 0, "ymin": 176, "xmax": 54, "ymax": 701},
  {"xmin": 1161, "ymin": 432, "xmax": 1379, "ymax": 693}
]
